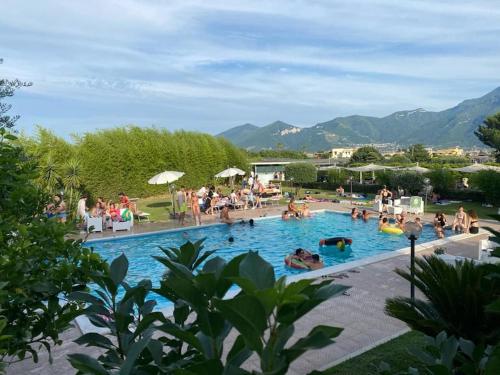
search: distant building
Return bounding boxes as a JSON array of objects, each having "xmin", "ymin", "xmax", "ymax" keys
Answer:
[
  {"xmin": 432, "ymin": 147, "xmax": 465, "ymax": 157},
  {"xmin": 251, "ymin": 158, "xmax": 336, "ymax": 184},
  {"xmin": 330, "ymin": 147, "xmax": 357, "ymax": 159}
]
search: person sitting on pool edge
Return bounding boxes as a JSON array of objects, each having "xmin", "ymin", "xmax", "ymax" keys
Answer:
[{"xmin": 304, "ymin": 254, "xmax": 324, "ymax": 270}]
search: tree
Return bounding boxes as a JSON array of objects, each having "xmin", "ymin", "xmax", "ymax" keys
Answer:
[
  {"xmin": 475, "ymin": 112, "xmax": 500, "ymax": 162},
  {"xmin": 0, "ymin": 72, "xmax": 106, "ymax": 368},
  {"xmin": 350, "ymin": 146, "xmax": 383, "ymax": 163},
  {"xmin": 0, "ymin": 58, "xmax": 32, "ymax": 129},
  {"xmin": 284, "ymin": 162, "xmax": 317, "ymax": 184},
  {"xmin": 405, "ymin": 144, "xmax": 431, "ymax": 163}
]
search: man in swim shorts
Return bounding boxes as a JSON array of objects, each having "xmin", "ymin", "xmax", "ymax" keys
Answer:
[{"xmin": 177, "ymin": 187, "xmax": 187, "ymax": 225}]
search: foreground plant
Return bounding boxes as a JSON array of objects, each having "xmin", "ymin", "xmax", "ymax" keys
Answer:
[
  {"xmin": 69, "ymin": 241, "xmax": 349, "ymax": 374},
  {"xmin": 385, "ymin": 255, "xmax": 500, "ymax": 346},
  {"xmin": 0, "ymin": 127, "xmax": 106, "ymax": 368}
]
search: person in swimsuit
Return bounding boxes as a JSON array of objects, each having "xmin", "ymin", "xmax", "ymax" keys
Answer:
[
  {"xmin": 53, "ymin": 194, "xmax": 67, "ymax": 223},
  {"xmin": 288, "ymin": 197, "xmax": 299, "ymax": 217},
  {"xmin": 351, "ymin": 207, "xmax": 360, "ymax": 219},
  {"xmin": 378, "ymin": 217, "xmax": 389, "ymax": 231},
  {"xmin": 176, "ymin": 187, "xmax": 187, "ymax": 225},
  {"xmin": 467, "ymin": 210, "xmax": 479, "ymax": 234},
  {"xmin": 380, "ymin": 185, "xmax": 392, "ymax": 213},
  {"xmin": 304, "ymin": 254, "xmax": 324, "ymax": 270},
  {"xmin": 451, "ymin": 206, "xmax": 467, "ymax": 233},
  {"xmin": 434, "ymin": 212, "xmax": 446, "ymax": 238},
  {"xmin": 118, "ymin": 192, "xmax": 130, "ymax": 209},
  {"xmin": 191, "ymin": 191, "xmax": 201, "ymax": 226},
  {"xmin": 362, "ymin": 209, "xmax": 370, "ymax": 222},
  {"xmin": 220, "ymin": 205, "xmax": 233, "ymax": 225}
]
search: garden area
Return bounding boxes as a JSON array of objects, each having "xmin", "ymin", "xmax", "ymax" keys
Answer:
[{"xmin": 2, "ymin": 73, "xmax": 500, "ymax": 375}]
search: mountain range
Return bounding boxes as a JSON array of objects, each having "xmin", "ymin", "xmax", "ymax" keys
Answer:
[{"xmin": 217, "ymin": 86, "xmax": 500, "ymax": 151}]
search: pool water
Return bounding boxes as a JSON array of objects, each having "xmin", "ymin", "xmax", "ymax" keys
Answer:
[{"xmin": 87, "ymin": 211, "xmax": 442, "ymax": 309}]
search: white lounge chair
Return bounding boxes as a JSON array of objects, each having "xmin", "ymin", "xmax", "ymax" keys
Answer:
[
  {"xmin": 112, "ymin": 209, "xmax": 134, "ymax": 232},
  {"xmin": 87, "ymin": 217, "xmax": 103, "ymax": 233}
]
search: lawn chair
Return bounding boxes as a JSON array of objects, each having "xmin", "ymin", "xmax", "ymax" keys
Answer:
[
  {"xmin": 87, "ymin": 217, "xmax": 103, "ymax": 233},
  {"xmin": 409, "ymin": 196, "xmax": 424, "ymax": 215}
]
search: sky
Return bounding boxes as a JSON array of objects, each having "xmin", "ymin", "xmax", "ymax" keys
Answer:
[{"xmin": 1, "ymin": 0, "xmax": 500, "ymax": 137}]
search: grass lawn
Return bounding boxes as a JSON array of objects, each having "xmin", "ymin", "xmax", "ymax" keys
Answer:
[
  {"xmin": 425, "ymin": 201, "xmax": 497, "ymax": 220},
  {"xmin": 315, "ymin": 331, "xmax": 427, "ymax": 375},
  {"xmin": 136, "ymin": 194, "xmax": 174, "ymax": 222}
]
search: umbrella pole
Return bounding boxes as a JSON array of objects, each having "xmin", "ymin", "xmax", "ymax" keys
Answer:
[{"xmin": 170, "ymin": 185, "xmax": 176, "ymax": 218}]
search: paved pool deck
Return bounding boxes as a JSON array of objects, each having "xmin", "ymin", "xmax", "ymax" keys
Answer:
[{"xmin": 6, "ymin": 203, "xmax": 499, "ymax": 375}]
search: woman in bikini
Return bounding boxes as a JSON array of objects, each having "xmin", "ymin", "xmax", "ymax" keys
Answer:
[
  {"xmin": 380, "ymin": 185, "xmax": 392, "ymax": 213},
  {"xmin": 467, "ymin": 210, "xmax": 479, "ymax": 234},
  {"xmin": 191, "ymin": 191, "xmax": 201, "ymax": 226},
  {"xmin": 451, "ymin": 206, "xmax": 467, "ymax": 233}
]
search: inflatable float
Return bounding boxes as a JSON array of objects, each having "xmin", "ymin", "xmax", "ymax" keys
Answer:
[
  {"xmin": 284, "ymin": 255, "xmax": 310, "ymax": 270},
  {"xmin": 381, "ymin": 226, "xmax": 403, "ymax": 235},
  {"xmin": 319, "ymin": 237, "xmax": 353, "ymax": 250}
]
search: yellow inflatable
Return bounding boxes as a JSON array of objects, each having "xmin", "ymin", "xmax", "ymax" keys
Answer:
[{"xmin": 381, "ymin": 226, "xmax": 403, "ymax": 235}]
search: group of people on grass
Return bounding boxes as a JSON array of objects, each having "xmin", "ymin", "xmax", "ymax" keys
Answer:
[{"xmin": 433, "ymin": 206, "xmax": 479, "ymax": 238}]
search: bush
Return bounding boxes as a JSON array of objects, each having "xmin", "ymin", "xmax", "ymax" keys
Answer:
[
  {"xmin": 426, "ymin": 169, "xmax": 458, "ymax": 194},
  {"xmin": 69, "ymin": 241, "xmax": 348, "ymax": 374},
  {"xmin": 471, "ymin": 171, "xmax": 500, "ymax": 205},
  {"xmin": 301, "ymin": 181, "xmax": 383, "ymax": 194},
  {"xmin": 0, "ymin": 129, "xmax": 106, "ymax": 366},
  {"xmin": 284, "ymin": 162, "xmax": 317, "ymax": 184},
  {"xmin": 20, "ymin": 126, "xmax": 249, "ymax": 199},
  {"xmin": 385, "ymin": 255, "xmax": 500, "ymax": 346},
  {"xmin": 350, "ymin": 146, "xmax": 383, "ymax": 163},
  {"xmin": 388, "ymin": 172, "xmax": 425, "ymax": 195}
]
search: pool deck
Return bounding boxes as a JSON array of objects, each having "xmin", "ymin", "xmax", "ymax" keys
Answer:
[{"xmin": 7, "ymin": 203, "xmax": 500, "ymax": 375}]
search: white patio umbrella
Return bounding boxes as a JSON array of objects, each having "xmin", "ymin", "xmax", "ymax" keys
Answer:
[
  {"xmin": 345, "ymin": 164, "xmax": 394, "ymax": 183},
  {"xmin": 148, "ymin": 171, "xmax": 185, "ymax": 216},
  {"xmin": 215, "ymin": 167, "xmax": 246, "ymax": 188},
  {"xmin": 399, "ymin": 165, "xmax": 430, "ymax": 174},
  {"xmin": 148, "ymin": 171, "xmax": 185, "ymax": 185},
  {"xmin": 214, "ymin": 167, "xmax": 246, "ymax": 178},
  {"xmin": 451, "ymin": 163, "xmax": 500, "ymax": 173}
]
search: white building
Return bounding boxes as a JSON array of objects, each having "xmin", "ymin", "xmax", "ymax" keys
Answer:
[{"xmin": 330, "ymin": 147, "xmax": 357, "ymax": 159}]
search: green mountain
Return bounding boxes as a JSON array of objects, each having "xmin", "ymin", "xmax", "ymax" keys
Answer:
[{"xmin": 217, "ymin": 87, "xmax": 500, "ymax": 151}]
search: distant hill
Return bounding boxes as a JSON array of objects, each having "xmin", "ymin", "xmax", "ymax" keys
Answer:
[{"xmin": 217, "ymin": 87, "xmax": 500, "ymax": 151}]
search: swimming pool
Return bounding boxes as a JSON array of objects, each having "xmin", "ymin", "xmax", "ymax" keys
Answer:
[{"xmin": 87, "ymin": 211, "xmax": 443, "ymax": 309}]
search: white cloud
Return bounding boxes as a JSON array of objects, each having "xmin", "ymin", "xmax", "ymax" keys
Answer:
[{"xmin": 1, "ymin": 0, "xmax": 499, "ymax": 136}]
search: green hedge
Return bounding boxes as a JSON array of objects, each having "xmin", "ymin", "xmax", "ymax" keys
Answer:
[
  {"xmin": 284, "ymin": 162, "xmax": 317, "ymax": 184},
  {"xmin": 301, "ymin": 181, "xmax": 383, "ymax": 194},
  {"xmin": 21, "ymin": 126, "xmax": 248, "ymax": 199}
]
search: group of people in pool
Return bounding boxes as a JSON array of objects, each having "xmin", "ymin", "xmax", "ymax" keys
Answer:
[
  {"xmin": 289, "ymin": 248, "xmax": 324, "ymax": 270},
  {"xmin": 433, "ymin": 206, "xmax": 479, "ymax": 238}
]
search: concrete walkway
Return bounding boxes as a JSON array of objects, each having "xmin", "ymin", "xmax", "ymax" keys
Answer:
[{"xmin": 7, "ymin": 203, "xmax": 499, "ymax": 374}]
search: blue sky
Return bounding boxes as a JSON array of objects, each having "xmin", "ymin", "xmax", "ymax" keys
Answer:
[{"xmin": 1, "ymin": 0, "xmax": 500, "ymax": 137}]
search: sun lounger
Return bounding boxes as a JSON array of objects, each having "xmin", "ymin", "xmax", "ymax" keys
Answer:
[{"xmin": 134, "ymin": 211, "xmax": 150, "ymax": 222}]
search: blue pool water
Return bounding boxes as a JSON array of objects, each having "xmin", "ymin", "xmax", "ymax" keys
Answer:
[{"xmin": 87, "ymin": 211, "xmax": 442, "ymax": 309}]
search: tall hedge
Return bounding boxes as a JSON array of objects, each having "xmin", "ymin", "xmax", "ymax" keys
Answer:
[
  {"xmin": 284, "ymin": 162, "xmax": 317, "ymax": 184},
  {"xmin": 21, "ymin": 126, "xmax": 248, "ymax": 199}
]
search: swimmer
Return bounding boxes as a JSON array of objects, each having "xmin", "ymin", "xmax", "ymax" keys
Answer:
[
  {"xmin": 301, "ymin": 204, "xmax": 311, "ymax": 217},
  {"xmin": 228, "ymin": 236, "xmax": 234, "ymax": 243},
  {"xmin": 293, "ymin": 248, "xmax": 312, "ymax": 261},
  {"xmin": 362, "ymin": 209, "xmax": 370, "ymax": 222},
  {"xmin": 282, "ymin": 210, "xmax": 290, "ymax": 220},
  {"xmin": 182, "ymin": 231, "xmax": 189, "ymax": 239},
  {"xmin": 304, "ymin": 254, "xmax": 324, "ymax": 270},
  {"xmin": 379, "ymin": 217, "xmax": 389, "ymax": 231},
  {"xmin": 351, "ymin": 207, "xmax": 360, "ymax": 219},
  {"xmin": 249, "ymin": 219, "xmax": 254, "ymax": 226}
]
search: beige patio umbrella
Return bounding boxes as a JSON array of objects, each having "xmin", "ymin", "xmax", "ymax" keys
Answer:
[
  {"xmin": 215, "ymin": 167, "xmax": 246, "ymax": 188},
  {"xmin": 451, "ymin": 163, "xmax": 500, "ymax": 173},
  {"xmin": 399, "ymin": 165, "xmax": 430, "ymax": 173},
  {"xmin": 346, "ymin": 164, "xmax": 394, "ymax": 183},
  {"xmin": 148, "ymin": 171, "xmax": 185, "ymax": 215}
]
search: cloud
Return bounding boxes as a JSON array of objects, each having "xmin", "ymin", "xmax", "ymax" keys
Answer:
[{"xmin": 1, "ymin": 0, "xmax": 499, "ymax": 136}]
